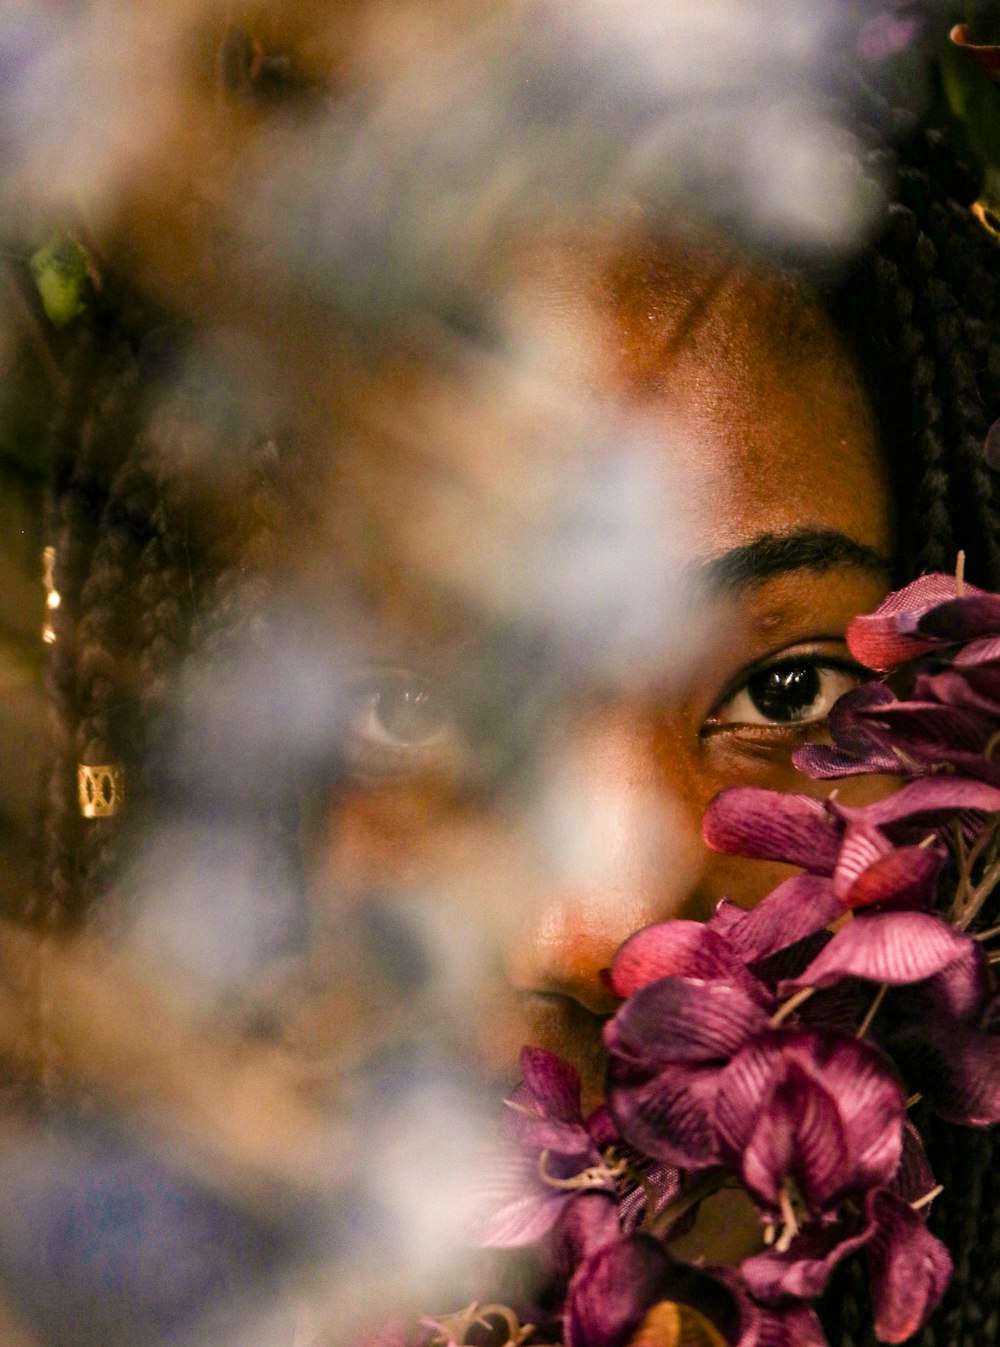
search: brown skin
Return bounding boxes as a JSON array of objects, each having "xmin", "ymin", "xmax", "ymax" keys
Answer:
[{"xmin": 309, "ymin": 242, "xmax": 895, "ymax": 1124}]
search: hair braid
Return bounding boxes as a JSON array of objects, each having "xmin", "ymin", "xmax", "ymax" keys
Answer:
[
  {"xmin": 828, "ymin": 123, "xmax": 1000, "ymax": 590},
  {"xmin": 38, "ymin": 309, "xmax": 148, "ymax": 927}
]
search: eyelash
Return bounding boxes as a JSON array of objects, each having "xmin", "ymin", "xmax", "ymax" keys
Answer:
[{"xmin": 702, "ymin": 651, "xmax": 870, "ymax": 735}]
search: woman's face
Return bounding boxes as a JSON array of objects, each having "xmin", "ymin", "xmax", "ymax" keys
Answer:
[{"xmin": 309, "ymin": 245, "xmax": 894, "ymax": 1110}]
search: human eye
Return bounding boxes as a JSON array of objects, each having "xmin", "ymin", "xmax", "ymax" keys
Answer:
[
  {"xmin": 345, "ymin": 667, "xmax": 460, "ymax": 777},
  {"xmin": 703, "ymin": 648, "xmax": 869, "ymax": 731}
]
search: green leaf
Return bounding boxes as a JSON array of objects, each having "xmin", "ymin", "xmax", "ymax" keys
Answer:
[{"xmin": 28, "ymin": 233, "xmax": 90, "ymax": 327}]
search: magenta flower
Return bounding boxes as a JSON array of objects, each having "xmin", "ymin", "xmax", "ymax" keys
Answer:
[
  {"xmin": 477, "ymin": 1047, "xmax": 621, "ymax": 1247},
  {"xmin": 555, "ymin": 1194, "xmax": 741, "ymax": 1347},
  {"xmin": 714, "ymin": 1031, "xmax": 905, "ymax": 1222},
  {"xmin": 702, "ymin": 786, "xmax": 948, "ymax": 921},
  {"xmin": 845, "ymin": 573, "xmax": 997, "ymax": 671}
]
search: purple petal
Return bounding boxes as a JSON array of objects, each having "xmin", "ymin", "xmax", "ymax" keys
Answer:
[
  {"xmin": 841, "ymin": 844, "xmax": 943, "ymax": 911},
  {"xmin": 605, "ymin": 978, "xmax": 769, "ymax": 1066},
  {"xmin": 831, "ymin": 824, "xmax": 893, "ymax": 898},
  {"xmin": 714, "ymin": 1035, "xmax": 786, "ymax": 1163},
  {"xmin": 475, "ymin": 1144, "xmax": 570, "ymax": 1247},
  {"xmin": 793, "ymin": 684, "xmax": 904, "ymax": 780},
  {"xmin": 954, "ymin": 634, "xmax": 1000, "ymax": 665},
  {"xmin": 741, "ymin": 1209, "xmax": 875, "ymax": 1303},
  {"xmin": 610, "ymin": 923, "xmax": 758, "ymax": 999},
  {"xmin": 716, "ymin": 1032, "xmax": 904, "ymax": 1207},
  {"xmin": 914, "ymin": 593, "xmax": 1000, "ymax": 643},
  {"xmin": 889, "ymin": 1018, "xmax": 1000, "ymax": 1125},
  {"xmin": 779, "ymin": 912, "xmax": 976, "ymax": 992},
  {"xmin": 702, "ymin": 789, "xmax": 841, "ymax": 874},
  {"xmin": 846, "ymin": 575, "xmax": 984, "ymax": 670},
  {"xmin": 900, "ymin": 939, "xmax": 990, "ymax": 1021},
  {"xmin": 834, "ymin": 775, "xmax": 1000, "ymax": 828},
  {"xmin": 505, "ymin": 1110, "xmax": 596, "ymax": 1155},
  {"xmin": 866, "ymin": 1190, "xmax": 952, "ymax": 1343},
  {"xmin": 866, "ymin": 700, "xmax": 995, "ymax": 754},
  {"xmin": 553, "ymin": 1191, "xmax": 622, "ymax": 1279},
  {"xmin": 740, "ymin": 1069, "xmax": 848, "ymax": 1210},
  {"xmin": 736, "ymin": 1302, "xmax": 828, "ymax": 1347},
  {"xmin": 706, "ymin": 900, "xmax": 747, "ymax": 940},
  {"xmin": 792, "ymin": 740, "xmax": 905, "ymax": 779},
  {"xmin": 889, "ymin": 1121, "xmax": 937, "ymax": 1209},
  {"xmin": 586, "ymin": 1105, "xmax": 620, "ymax": 1149},
  {"xmin": 564, "ymin": 1235, "xmax": 671, "ymax": 1347},
  {"xmin": 721, "ymin": 877, "xmax": 841, "ymax": 963},
  {"xmin": 519, "ymin": 1046, "xmax": 584, "ymax": 1123},
  {"xmin": 920, "ymin": 665, "xmax": 1000, "ymax": 710},
  {"xmin": 607, "ymin": 1057, "xmax": 721, "ymax": 1170}
]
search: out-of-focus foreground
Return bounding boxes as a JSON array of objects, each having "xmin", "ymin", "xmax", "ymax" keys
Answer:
[{"xmin": 0, "ymin": 2, "xmax": 999, "ymax": 1345}]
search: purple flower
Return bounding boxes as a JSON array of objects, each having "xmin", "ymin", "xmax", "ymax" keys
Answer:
[
  {"xmin": 714, "ymin": 1031, "xmax": 905, "ymax": 1223},
  {"xmin": 702, "ymin": 787, "xmax": 947, "ymax": 920},
  {"xmin": 845, "ymin": 573, "xmax": 998, "ymax": 672},
  {"xmin": 555, "ymin": 1198, "xmax": 741, "ymax": 1347},
  {"xmin": 477, "ymin": 1048, "xmax": 621, "ymax": 1247}
]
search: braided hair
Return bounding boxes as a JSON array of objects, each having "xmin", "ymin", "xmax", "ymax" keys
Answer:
[{"xmin": 814, "ymin": 124, "xmax": 1000, "ymax": 1347}]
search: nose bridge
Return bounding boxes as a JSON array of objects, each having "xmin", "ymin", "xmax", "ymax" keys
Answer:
[{"xmin": 507, "ymin": 701, "xmax": 707, "ymax": 1011}]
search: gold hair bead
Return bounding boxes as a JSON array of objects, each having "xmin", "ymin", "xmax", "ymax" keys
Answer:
[{"xmin": 78, "ymin": 764, "xmax": 125, "ymax": 819}]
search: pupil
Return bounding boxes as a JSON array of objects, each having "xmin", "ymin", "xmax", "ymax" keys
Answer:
[
  {"xmin": 747, "ymin": 663, "xmax": 821, "ymax": 722},
  {"xmin": 376, "ymin": 680, "xmax": 444, "ymax": 743}
]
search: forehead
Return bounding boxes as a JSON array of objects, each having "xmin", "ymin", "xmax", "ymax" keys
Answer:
[{"xmin": 513, "ymin": 237, "xmax": 892, "ymax": 563}]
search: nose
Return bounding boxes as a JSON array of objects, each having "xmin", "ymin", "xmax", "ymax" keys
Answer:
[{"xmin": 505, "ymin": 703, "xmax": 708, "ymax": 1015}]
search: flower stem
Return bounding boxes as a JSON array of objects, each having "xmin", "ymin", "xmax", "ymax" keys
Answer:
[
  {"xmin": 911, "ymin": 1184, "xmax": 944, "ymax": 1212},
  {"xmin": 856, "ymin": 983, "xmax": 888, "ymax": 1040},
  {"xmin": 771, "ymin": 986, "xmax": 815, "ymax": 1028}
]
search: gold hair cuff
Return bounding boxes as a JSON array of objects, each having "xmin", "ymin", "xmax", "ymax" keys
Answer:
[{"xmin": 78, "ymin": 764, "xmax": 125, "ymax": 818}]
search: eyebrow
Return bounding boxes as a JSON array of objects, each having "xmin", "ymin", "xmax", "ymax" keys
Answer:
[{"xmin": 700, "ymin": 527, "xmax": 892, "ymax": 594}]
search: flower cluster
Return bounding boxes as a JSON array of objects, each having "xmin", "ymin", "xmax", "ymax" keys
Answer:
[{"xmin": 465, "ymin": 573, "xmax": 1000, "ymax": 1347}]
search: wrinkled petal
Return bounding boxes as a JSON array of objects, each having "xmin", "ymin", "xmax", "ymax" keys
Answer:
[
  {"xmin": 607, "ymin": 1058, "xmax": 721, "ymax": 1171},
  {"xmin": 605, "ymin": 978, "xmax": 769, "ymax": 1067},
  {"xmin": 834, "ymin": 776, "xmax": 1000, "ymax": 828},
  {"xmin": 610, "ymin": 924, "xmax": 762, "ymax": 1000},
  {"xmin": 720, "ymin": 877, "xmax": 841, "ymax": 963},
  {"xmin": 889, "ymin": 1121, "xmax": 937, "ymax": 1209},
  {"xmin": 702, "ymin": 789, "xmax": 841, "ymax": 874},
  {"xmin": 565, "ymin": 1236, "xmax": 673, "ymax": 1347},
  {"xmin": 919, "ymin": 665, "xmax": 1000, "ymax": 710},
  {"xmin": 888, "ymin": 1018, "xmax": 1000, "ymax": 1125},
  {"xmin": 793, "ymin": 684, "xmax": 904, "ymax": 780},
  {"xmin": 831, "ymin": 823, "xmax": 893, "ymax": 898},
  {"xmin": 862, "ymin": 701, "xmax": 996, "ymax": 763},
  {"xmin": 553, "ymin": 1191, "xmax": 622, "ymax": 1280},
  {"xmin": 954, "ymin": 633, "xmax": 1000, "ymax": 665},
  {"xmin": 846, "ymin": 574, "xmax": 985, "ymax": 670},
  {"xmin": 779, "ymin": 912, "xmax": 976, "ymax": 992},
  {"xmin": 740, "ymin": 1207, "xmax": 875, "ymax": 1303},
  {"xmin": 520, "ymin": 1046, "xmax": 584, "ymax": 1123},
  {"xmin": 841, "ymin": 844, "xmax": 943, "ymax": 911},
  {"xmin": 913, "ymin": 592, "xmax": 1000, "ymax": 643},
  {"xmin": 505, "ymin": 1109, "xmax": 595, "ymax": 1155},
  {"xmin": 736, "ymin": 1301, "xmax": 828, "ymax": 1347},
  {"xmin": 889, "ymin": 938, "xmax": 989, "ymax": 1022},
  {"xmin": 475, "ymin": 1144, "xmax": 570, "ymax": 1247},
  {"xmin": 716, "ymin": 1033, "xmax": 903, "ymax": 1208},
  {"xmin": 866, "ymin": 1190, "xmax": 952, "ymax": 1343},
  {"xmin": 740, "ymin": 1068, "xmax": 848, "ymax": 1210}
]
